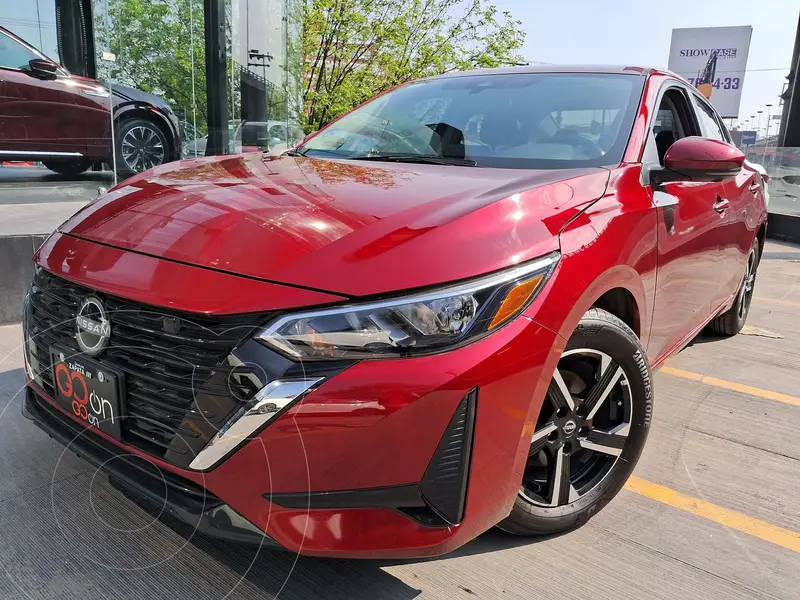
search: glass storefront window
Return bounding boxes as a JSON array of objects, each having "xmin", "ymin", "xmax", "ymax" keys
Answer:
[{"xmin": 0, "ymin": 0, "xmax": 301, "ymax": 189}]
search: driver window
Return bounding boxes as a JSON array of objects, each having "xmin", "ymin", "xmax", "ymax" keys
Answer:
[
  {"xmin": 648, "ymin": 88, "xmax": 697, "ymax": 166},
  {"xmin": 691, "ymin": 94, "xmax": 727, "ymax": 142},
  {"xmin": 0, "ymin": 31, "xmax": 38, "ymax": 70}
]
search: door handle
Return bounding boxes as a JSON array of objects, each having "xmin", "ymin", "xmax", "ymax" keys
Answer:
[{"xmin": 713, "ymin": 198, "xmax": 730, "ymax": 214}]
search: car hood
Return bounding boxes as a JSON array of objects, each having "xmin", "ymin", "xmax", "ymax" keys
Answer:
[
  {"xmin": 110, "ymin": 83, "xmax": 172, "ymax": 110},
  {"xmin": 59, "ymin": 153, "xmax": 610, "ymax": 297},
  {"xmin": 66, "ymin": 76, "xmax": 172, "ymax": 110}
]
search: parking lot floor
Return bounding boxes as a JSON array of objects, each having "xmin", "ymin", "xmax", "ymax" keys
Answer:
[
  {"xmin": 0, "ymin": 240, "xmax": 797, "ymax": 599},
  {"xmin": 0, "ymin": 166, "xmax": 109, "ymax": 235}
]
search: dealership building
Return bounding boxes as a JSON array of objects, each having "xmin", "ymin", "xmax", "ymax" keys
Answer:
[{"xmin": 0, "ymin": 0, "xmax": 300, "ymax": 159}]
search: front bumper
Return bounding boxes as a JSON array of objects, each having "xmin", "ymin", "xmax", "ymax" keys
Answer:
[
  {"xmin": 24, "ymin": 235, "xmax": 563, "ymax": 557},
  {"xmin": 23, "ymin": 312, "xmax": 561, "ymax": 558},
  {"xmin": 23, "ymin": 387, "xmax": 279, "ymax": 548}
]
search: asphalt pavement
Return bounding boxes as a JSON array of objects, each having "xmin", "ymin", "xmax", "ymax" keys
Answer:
[{"xmin": 0, "ymin": 241, "xmax": 797, "ymax": 600}]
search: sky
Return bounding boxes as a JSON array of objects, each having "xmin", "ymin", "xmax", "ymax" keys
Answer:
[{"xmin": 492, "ymin": 0, "xmax": 797, "ymax": 133}]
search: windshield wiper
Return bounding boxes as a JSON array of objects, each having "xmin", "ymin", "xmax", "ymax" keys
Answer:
[
  {"xmin": 351, "ymin": 154, "xmax": 478, "ymax": 167},
  {"xmin": 283, "ymin": 148, "xmax": 308, "ymax": 157}
]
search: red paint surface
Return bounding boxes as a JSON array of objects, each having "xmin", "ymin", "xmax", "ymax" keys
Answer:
[
  {"xmin": 664, "ymin": 136, "xmax": 746, "ymax": 173},
  {"xmin": 60, "ymin": 155, "xmax": 608, "ymax": 296}
]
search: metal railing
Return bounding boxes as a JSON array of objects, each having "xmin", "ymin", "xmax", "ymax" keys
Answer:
[{"xmin": 745, "ymin": 147, "xmax": 800, "ymax": 215}]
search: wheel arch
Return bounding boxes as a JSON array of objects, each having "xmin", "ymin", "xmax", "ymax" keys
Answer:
[
  {"xmin": 756, "ymin": 222, "xmax": 766, "ymax": 261},
  {"xmin": 114, "ymin": 104, "xmax": 177, "ymax": 159},
  {"xmin": 591, "ymin": 287, "xmax": 640, "ymax": 337},
  {"xmin": 534, "ymin": 262, "xmax": 649, "ymax": 349}
]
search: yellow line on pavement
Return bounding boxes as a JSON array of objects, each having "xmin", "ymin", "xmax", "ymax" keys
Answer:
[
  {"xmin": 624, "ymin": 476, "xmax": 800, "ymax": 553},
  {"xmin": 659, "ymin": 366, "xmax": 800, "ymax": 407},
  {"xmin": 753, "ymin": 296, "xmax": 800, "ymax": 308}
]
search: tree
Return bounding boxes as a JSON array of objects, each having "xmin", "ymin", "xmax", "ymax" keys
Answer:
[
  {"xmin": 93, "ymin": 0, "xmax": 525, "ymax": 137},
  {"xmin": 299, "ymin": 0, "xmax": 526, "ymax": 131},
  {"xmin": 94, "ymin": 0, "xmax": 217, "ymax": 136}
]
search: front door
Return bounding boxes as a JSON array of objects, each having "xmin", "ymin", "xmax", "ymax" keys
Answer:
[
  {"xmin": 0, "ymin": 28, "xmax": 101, "ymax": 157},
  {"xmin": 690, "ymin": 92, "xmax": 759, "ymax": 307},
  {"xmin": 646, "ymin": 85, "xmax": 728, "ymax": 360}
]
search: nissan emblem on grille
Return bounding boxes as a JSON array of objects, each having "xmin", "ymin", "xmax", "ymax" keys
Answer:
[{"xmin": 75, "ymin": 297, "xmax": 111, "ymax": 357}]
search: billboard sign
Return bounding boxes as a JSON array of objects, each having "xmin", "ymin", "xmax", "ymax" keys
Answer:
[
  {"xmin": 668, "ymin": 26, "xmax": 753, "ymax": 118},
  {"xmin": 740, "ymin": 131, "xmax": 757, "ymax": 145}
]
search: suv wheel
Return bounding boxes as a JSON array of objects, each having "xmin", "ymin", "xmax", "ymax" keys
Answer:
[
  {"xmin": 498, "ymin": 308, "xmax": 653, "ymax": 535},
  {"xmin": 708, "ymin": 237, "xmax": 760, "ymax": 336},
  {"xmin": 115, "ymin": 118, "xmax": 169, "ymax": 177},
  {"xmin": 42, "ymin": 158, "xmax": 93, "ymax": 176}
]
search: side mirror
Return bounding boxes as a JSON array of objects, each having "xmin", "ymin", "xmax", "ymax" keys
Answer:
[
  {"xmin": 27, "ymin": 58, "xmax": 59, "ymax": 80},
  {"xmin": 663, "ymin": 136, "xmax": 744, "ymax": 183}
]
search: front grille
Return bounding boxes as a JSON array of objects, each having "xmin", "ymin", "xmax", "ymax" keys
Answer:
[{"xmin": 25, "ymin": 267, "xmax": 267, "ymax": 466}]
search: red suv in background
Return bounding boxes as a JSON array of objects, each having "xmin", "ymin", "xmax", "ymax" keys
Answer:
[
  {"xmin": 22, "ymin": 65, "xmax": 767, "ymax": 558},
  {"xmin": 0, "ymin": 26, "xmax": 180, "ymax": 176}
]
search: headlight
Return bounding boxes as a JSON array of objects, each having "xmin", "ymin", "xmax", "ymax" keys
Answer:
[
  {"xmin": 81, "ymin": 87, "xmax": 111, "ymax": 98},
  {"xmin": 258, "ymin": 252, "xmax": 559, "ymax": 360}
]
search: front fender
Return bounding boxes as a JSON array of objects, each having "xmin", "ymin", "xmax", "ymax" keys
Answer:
[{"xmin": 525, "ymin": 166, "xmax": 658, "ymax": 357}]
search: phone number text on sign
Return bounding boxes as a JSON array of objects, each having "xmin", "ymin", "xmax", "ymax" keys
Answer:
[{"xmin": 686, "ymin": 77, "xmax": 740, "ymax": 90}]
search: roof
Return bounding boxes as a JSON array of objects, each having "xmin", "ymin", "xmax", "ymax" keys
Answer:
[{"xmin": 426, "ymin": 64, "xmax": 660, "ymax": 80}]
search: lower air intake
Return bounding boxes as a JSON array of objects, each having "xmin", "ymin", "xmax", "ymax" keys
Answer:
[{"xmin": 420, "ymin": 388, "xmax": 477, "ymax": 525}]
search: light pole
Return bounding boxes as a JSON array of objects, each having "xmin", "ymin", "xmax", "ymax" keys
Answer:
[
  {"xmin": 764, "ymin": 104, "xmax": 773, "ymax": 154},
  {"xmin": 756, "ymin": 110, "xmax": 763, "ymax": 140},
  {"xmin": 248, "ymin": 49, "xmax": 273, "ymax": 83},
  {"xmin": 248, "ymin": 49, "xmax": 274, "ymax": 120}
]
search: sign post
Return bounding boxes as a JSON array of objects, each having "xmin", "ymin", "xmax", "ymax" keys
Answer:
[{"xmin": 668, "ymin": 26, "xmax": 753, "ymax": 118}]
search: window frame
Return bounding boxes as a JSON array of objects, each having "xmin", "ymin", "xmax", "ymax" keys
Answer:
[
  {"xmin": 690, "ymin": 92, "xmax": 730, "ymax": 143},
  {"xmin": 642, "ymin": 81, "xmax": 701, "ymax": 168}
]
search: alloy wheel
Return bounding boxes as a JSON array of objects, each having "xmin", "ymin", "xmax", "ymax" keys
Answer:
[
  {"xmin": 521, "ymin": 349, "xmax": 633, "ymax": 507},
  {"xmin": 121, "ymin": 125, "xmax": 165, "ymax": 173},
  {"xmin": 738, "ymin": 248, "xmax": 757, "ymax": 321}
]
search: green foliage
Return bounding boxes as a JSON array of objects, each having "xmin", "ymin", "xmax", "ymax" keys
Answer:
[
  {"xmin": 94, "ymin": 0, "xmax": 525, "ymax": 136},
  {"xmin": 95, "ymin": 0, "xmax": 210, "ymax": 133},
  {"xmin": 299, "ymin": 0, "xmax": 526, "ymax": 131}
]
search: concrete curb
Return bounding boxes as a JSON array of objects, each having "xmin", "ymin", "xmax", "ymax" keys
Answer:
[
  {"xmin": 767, "ymin": 212, "xmax": 800, "ymax": 244},
  {"xmin": 0, "ymin": 234, "xmax": 49, "ymax": 324}
]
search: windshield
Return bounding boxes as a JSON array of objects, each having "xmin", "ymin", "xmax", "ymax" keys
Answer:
[{"xmin": 299, "ymin": 72, "xmax": 644, "ymax": 169}]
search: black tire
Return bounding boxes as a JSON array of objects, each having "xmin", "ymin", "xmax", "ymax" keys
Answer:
[
  {"xmin": 42, "ymin": 158, "xmax": 93, "ymax": 176},
  {"xmin": 707, "ymin": 238, "xmax": 760, "ymax": 336},
  {"xmin": 114, "ymin": 117, "xmax": 170, "ymax": 177},
  {"xmin": 498, "ymin": 308, "xmax": 653, "ymax": 536}
]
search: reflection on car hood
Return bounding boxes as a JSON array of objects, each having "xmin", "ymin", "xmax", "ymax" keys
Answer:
[{"xmin": 58, "ymin": 153, "xmax": 610, "ymax": 296}]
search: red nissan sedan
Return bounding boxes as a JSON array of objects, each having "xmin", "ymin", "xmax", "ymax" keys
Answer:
[{"xmin": 22, "ymin": 65, "xmax": 767, "ymax": 558}]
